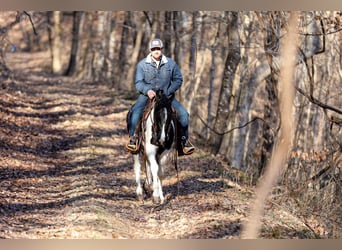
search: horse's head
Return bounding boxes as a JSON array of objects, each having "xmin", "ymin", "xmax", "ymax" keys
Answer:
[{"xmin": 150, "ymin": 89, "xmax": 174, "ymax": 148}]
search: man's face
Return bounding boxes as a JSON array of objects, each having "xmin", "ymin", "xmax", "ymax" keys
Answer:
[{"xmin": 150, "ymin": 47, "xmax": 162, "ymax": 60}]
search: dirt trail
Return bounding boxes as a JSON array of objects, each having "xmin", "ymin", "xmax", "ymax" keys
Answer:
[{"xmin": 0, "ymin": 54, "xmax": 314, "ymax": 239}]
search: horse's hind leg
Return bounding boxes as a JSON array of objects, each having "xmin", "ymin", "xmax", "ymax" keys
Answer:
[{"xmin": 133, "ymin": 154, "xmax": 143, "ymax": 201}]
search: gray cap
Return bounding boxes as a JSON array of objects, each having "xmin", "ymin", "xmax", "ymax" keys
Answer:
[{"xmin": 149, "ymin": 38, "xmax": 163, "ymax": 50}]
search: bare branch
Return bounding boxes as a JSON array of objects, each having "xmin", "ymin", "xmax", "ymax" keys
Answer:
[
  {"xmin": 24, "ymin": 11, "xmax": 38, "ymax": 35},
  {"xmin": 196, "ymin": 113, "xmax": 276, "ymax": 137},
  {"xmin": 143, "ymin": 11, "xmax": 153, "ymax": 28},
  {"xmin": 295, "ymin": 15, "xmax": 342, "ymax": 126},
  {"xmin": 0, "ymin": 11, "xmax": 38, "ymax": 38},
  {"xmin": 295, "ymin": 86, "xmax": 342, "ymax": 115}
]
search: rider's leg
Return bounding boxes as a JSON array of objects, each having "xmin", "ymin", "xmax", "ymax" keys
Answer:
[
  {"xmin": 126, "ymin": 95, "xmax": 148, "ymax": 152},
  {"xmin": 171, "ymin": 99, "xmax": 195, "ymax": 155}
]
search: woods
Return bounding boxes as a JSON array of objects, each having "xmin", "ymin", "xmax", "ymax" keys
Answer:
[{"xmin": 0, "ymin": 11, "xmax": 341, "ymax": 238}]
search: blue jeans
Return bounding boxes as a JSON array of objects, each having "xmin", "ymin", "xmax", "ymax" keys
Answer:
[{"xmin": 128, "ymin": 94, "xmax": 189, "ymax": 138}]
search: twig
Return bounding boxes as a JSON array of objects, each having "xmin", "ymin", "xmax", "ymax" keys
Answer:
[
  {"xmin": 143, "ymin": 11, "xmax": 153, "ymax": 28},
  {"xmin": 196, "ymin": 114, "xmax": 276, "ymax": 136},
  {"xmin": 24, "ymin": 11, "xmax": 38, "ymax": 35},
  {"xmin": 295, "ymin": 86, "xmax": 342, "ymax": 115}
]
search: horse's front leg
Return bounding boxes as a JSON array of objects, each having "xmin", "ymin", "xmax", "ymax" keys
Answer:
[
  {"xmin": 147, "ymin": 152, "xmax": 164, "ymax": 204},
  {"xmin": 133, "ymin": 154, "xmax": 143, "ymax": 201}
]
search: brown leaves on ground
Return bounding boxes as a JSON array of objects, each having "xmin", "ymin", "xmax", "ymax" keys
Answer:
[{"xmin": 0, "ymin": 73, "xmax": 317, "ymax": 239}]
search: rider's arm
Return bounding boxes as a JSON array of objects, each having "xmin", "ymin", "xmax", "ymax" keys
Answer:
[
  {"xmin": 166, "ymin": 62, "xmax": 183, "ymax": 97},
  {"xmin": 135, "ymin": 62, "xmax": 154, "ymax": 95}
]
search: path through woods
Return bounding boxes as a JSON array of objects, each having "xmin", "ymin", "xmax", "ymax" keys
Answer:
[{"xmin": 0, "ymin": 52, "xmax": 315, "ymax": 238}]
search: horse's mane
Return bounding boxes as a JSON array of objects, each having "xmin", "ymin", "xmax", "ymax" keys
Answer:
[{"xmin": 154, "ymin": 89, "xmax": 172, "ymax": 111}]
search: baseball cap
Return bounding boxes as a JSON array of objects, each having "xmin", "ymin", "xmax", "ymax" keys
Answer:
[{"xmin": 149, "ymin": 38, "xmax": 163, "ymax": 50}]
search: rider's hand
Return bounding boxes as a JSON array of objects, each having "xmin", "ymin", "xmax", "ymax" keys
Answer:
[{"xmin": 147, "ymin": 90, "xmax": 156, "ymax": 99}]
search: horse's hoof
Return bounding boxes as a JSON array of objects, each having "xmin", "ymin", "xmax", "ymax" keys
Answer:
[
  {"xmin": 143, "ymin": 181, "xmax": 152, "ymax": 196},
  {"xmin": 152, "ymin": 196, "xmax": 161, "ymax": 204},
  {"xmin": 137, "ymin": 194, "xmax": 144, "ymax": 202}
]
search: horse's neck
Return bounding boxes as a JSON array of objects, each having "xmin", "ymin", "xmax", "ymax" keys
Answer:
[{"xmin": 143, "ymin": 97, "xmax": 171, "ymax": 138}]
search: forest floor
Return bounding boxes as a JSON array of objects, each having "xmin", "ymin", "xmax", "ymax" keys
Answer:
[{"xmin": 0, "ymin": 52, "xmax": 318, "ymax": 239}]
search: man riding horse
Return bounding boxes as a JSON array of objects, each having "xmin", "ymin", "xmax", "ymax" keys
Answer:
[{"xmin": 125, "ymin": 38, "xmax": 195, "ymax": 155}]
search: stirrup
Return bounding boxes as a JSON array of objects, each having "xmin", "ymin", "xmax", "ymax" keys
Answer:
[
  {"xmin": 182, "ymin": 140, "xmax": 195, "ymax": 155},
  {"xmin": 125, "ymin": 136, "xmax": 139, "ymax": 153}
]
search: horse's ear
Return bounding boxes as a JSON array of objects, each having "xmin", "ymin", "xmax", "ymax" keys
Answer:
[
  {"xmin": 156, "ymin": 89, "xmax": 163, "ymax": 96},
  {"xmin": 168, "ymin": 93, "xmax": 175, "ymax": 100},
  {"xmin": 156, "ymin": 89, "xmax": 165, "ymax": 100}
]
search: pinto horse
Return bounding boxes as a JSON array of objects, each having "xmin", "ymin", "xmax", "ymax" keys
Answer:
[{"xmin": 132, "ymin": 89, "xmax": 178, "ymax": 204}]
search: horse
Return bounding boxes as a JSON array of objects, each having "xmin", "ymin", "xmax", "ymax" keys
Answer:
[{"xmin": 132, "ymin": 89, "xmax": 178, "ymax": 204}]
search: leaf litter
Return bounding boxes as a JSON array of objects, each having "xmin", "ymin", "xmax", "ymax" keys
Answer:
[{"xmin": 0, "ymin": 73, "xmax": 317, "ymax": 239}]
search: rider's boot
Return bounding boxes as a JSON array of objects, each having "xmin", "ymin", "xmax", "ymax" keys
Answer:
[
  {"xmin": 180, "ymin": 126, "xmax": 195, "ymax": 155},
  {"xmin": 125, "ymin": 134, "xmax": 139, "ymax": 153}
]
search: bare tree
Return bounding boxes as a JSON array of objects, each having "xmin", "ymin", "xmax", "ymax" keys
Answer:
[
  {"xmin": 126, "ymin": 12, "xmax": 146, "ymax": 90},
  {"xmin": 242, "ymin": 11, "xmax": 299, "ymax": 238},
  {"xmin": 208, "ymin": 11, "xmax": 240, "ymax": 154},
  {"xmin": 183, "ymin": 11, "xmax": 207, "ymax": 113},
  {"xmin": 48, "ymin": 11, "xmax": 63, "ymax": 74},
  {"xmin": 0, "ymin": 11, "xmax": 37, "ymax": 78},
  {"xmin": 91, "ymin": 11, "xmax": 112, "ymax": 82},
  {"xmin": 66, "ymin": 11, "xmax": 83, "ymax": 76}
]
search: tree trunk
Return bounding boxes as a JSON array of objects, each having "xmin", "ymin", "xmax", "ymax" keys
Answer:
[
  {"xmin": 146, "ymin": 11, "xmax": 160, "ymax": 40},
  {"xmin": 106, "ymin": 14, "xmax": 116, "ymax": 86},
  {"xmin": 209, "ymin": 11, "xmax": 240, "ymax": 154},
  {"xmin": 172, "ymin": 11, "xmax": 181, "ymax": 65},
  {"xmin": 189, "ymin": 11, "xmax": 199, "ymax": 82},
  {"xmin": 66, "ymin": 11, "xmax": 82, "ymax": 76},
  {"xmin": 50, "ymin": 11, "xmax": 63, "ymax": 75},
  {"xmin": 183, "ymin": 11, "xmax": 204, "ymax": 113},
  {"xmin": 207, "ymin": 22, "xmax": 221, "ymax": 139},
  {"xmin": 163, "ymin": 11, "xmax": 172, "ymax": 57},
  {"xmin": 91, "ymin": 11, "xmax": 112, "ymax": 82},
  {"xmin": 117, "ymin": 12, "xmax": 132, "ymax": 87},
  {"xmin": 172, "ymin": 11, "xmax": 185, "ymax": 101},
  {"xmin": 78, "ymin": 12, "xmax": 92, "ymax": 80},
  {"xmin": 127, "ymin": 13, "xmax": 145, "ymax": 90}
]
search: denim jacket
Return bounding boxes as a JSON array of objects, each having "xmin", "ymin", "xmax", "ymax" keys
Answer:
[{"xmin": 135, "ymin": 54, "xmax": 183, "ymax": 97}]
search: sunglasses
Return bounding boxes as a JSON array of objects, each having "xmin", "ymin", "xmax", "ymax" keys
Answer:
[{"xmin": 151, "ymin": 47, "xmax": 161, "ymax": 51}]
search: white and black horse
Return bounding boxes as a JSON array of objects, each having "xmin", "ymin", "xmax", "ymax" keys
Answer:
[{"xmin": 132, "ymin": 89, "xmax": 177, "ymax": 204}]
